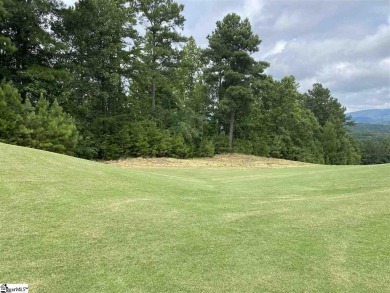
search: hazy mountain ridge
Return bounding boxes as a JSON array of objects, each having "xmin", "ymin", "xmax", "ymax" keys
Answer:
[{"xmin": 348, "ymin": 109, "xmax": 390, "ymax": 124}]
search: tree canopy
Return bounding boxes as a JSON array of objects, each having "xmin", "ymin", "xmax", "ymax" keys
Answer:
[{"xmin": 0, "ymin": 0, "xmax": 367, "ymax": 164}]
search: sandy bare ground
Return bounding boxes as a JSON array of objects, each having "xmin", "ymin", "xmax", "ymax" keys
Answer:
[{"xmin": 106, "ymin": 154, "xmax": 314, "ymax": 169}]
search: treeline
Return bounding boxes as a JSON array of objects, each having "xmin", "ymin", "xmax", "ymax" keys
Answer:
[
  {"xmin": 360, "ymin": 138, "xmax": 390, "ymax": 164},
  {"xmin": 0, "ymin": 0, "xmax": 361, "ymax": 164},
  {"xmin": 348, "ymin": 124, "xmax": 390, "ymax": 164}
]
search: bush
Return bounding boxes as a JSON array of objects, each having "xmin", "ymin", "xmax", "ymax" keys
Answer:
[
  {"xmin": 214, "ymin": 134, "xmax": 229, "ymax": 154},
  {"xmin": 75, "ymin": 136, "xmax": 98, "ymax": 159},
  {"xmin": 232, "ymin": 139, "xmax": 253, "ymax": 154},
  {"xmin": 128, "ymin": 121, "xmax": 170, "ymax": 157},
  {"xmin": 168, "ymin": 134, "xmax": 190, "ymax": 158},
  {"xmin": 197, "ymin": 138, "xmax": 215, "ymax": 157},
  {"xmin": 250, "ymin": 135, "xmax": 270, "ymax": 157}
]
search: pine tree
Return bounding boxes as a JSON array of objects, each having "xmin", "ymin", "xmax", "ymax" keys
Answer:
[
  {"xmin": 0, "ymin": 0, "xmax": 67, "ymax": 102},
  {"xmin": 0, "ymin": 0, "xmax": 16, "ymax": 56},
  {"xmin": 0, "ymin": 82, "xmax": 79, "ymax": 154},
  {"xmin": 27, "ymin": 96, "xmax": 79, "ymax": 155},
  {"xmin": 137, "ymin": 0, "xmax": 186, "ymax": 113},
  {"xmin": 305, "ymin": 83, "xmax": 360, "ymax": 164},
  {"xmin": 205, "ymin": 13, "xmax": 268, "ymax": 150},
  {"xmin": 56, "ymin": 0, "xmax": 137, "ymax": 158},
  {"xmin": 0, "ymin": 81, "xmax": 24, "ymax": 143}
]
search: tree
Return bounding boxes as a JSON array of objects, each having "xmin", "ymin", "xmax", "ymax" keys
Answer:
[
  {"xmin": 171, "ymin": 37, "xmax": 212, "ymax": 156},
  {"xmin": 56, "ymin": 0, "xmax": 137, "ymax": 158},
  {"xmin": 361, "ymin": 137, "xmax": 390, "ymax": 165},
  {"xmin": 27, "ymin": 97, "xmax": 79, "ymax": 155},
  {"xmin": 247, "ymin": 76, "xmax": 324, "ymax": 163},
  {"xmin": 175, "ymin": 37, "xmax": 205, "ymax": 108},
  {"xmin": 304, "ymin": 83, "xmax": 353, "ymax": 127},
  {"xmin": 0, "ymin": 0, "xmax": 16, "ymax": 55},
  {"xmin": 321, "ymin": 119, "xmax": 339, "ymax": 164},
  {"xmin": 137, "ymin": 0, "xmax": 186, "ymax": 113},
  {"xmin": 304, "ymin": 83, "xmax": 360, "ymax": 164},
  {"xmin": 0, "ymin": 81, "xmax": 25, "ymax": 143},
  {"xmin": 205, "ymin": 13, "xmax": 267, "ymax": 150},
  {"xmin": 0, "ymin": 0, "xmax": 66, "ymax": 102},
  {"xmin": 0, "ymin": 81, "xmax": 79, "ymax": 155}
]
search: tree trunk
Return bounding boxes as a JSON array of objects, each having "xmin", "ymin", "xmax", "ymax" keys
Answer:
[
  {"xmin": 152, "ymin": 76, "xmax": 156, "ymax": 112},
  {"xmin": 151, "ymin": 30, "xmax": 156, "ymax": 113},
  {"xmin": 229, "ymin": 111, "xmax": 235, "ymax": 151}
]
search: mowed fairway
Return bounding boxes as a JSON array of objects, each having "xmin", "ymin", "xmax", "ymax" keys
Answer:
[{"xmin": 0, "ymin": 143, "xmax": 389, "ymax": 292}]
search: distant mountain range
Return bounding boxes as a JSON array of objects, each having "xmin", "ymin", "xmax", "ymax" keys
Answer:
[{"xmin": 348, "ymin": 109, "xmax": 390, "ymax": 125}]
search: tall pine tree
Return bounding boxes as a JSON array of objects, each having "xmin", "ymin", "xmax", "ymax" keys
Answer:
[
  {"xmin": 205, "ymin": 13, "xmax": 268, "ymax": 150},
  {"xmin": 0, "ymin": 0, "xmax": 66, "ymax": 102},
  {"xmin": 137, "ymin": 0, "xmax": 186, "ymax": 113},
  {"xmin": 56, "ymin": 0, "xmax": 137, "ymax": 158}
]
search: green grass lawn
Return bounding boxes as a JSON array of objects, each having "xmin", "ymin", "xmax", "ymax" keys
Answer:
[{"xmin": 0, "ymin": 143, "xmax": 389, "ymax": 292}]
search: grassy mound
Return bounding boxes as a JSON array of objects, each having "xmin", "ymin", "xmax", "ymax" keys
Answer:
[{"xmin": 0, "ymin": 143, "xmax": 389, "ymax": 292}]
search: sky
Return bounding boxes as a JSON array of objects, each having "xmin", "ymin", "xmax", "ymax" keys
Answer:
[{"xmin": 63, "ymin": 0, "xmax": 390, "ymax": 112}]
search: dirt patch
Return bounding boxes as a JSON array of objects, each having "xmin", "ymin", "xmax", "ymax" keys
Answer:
[{"xmin": 106, "ymin": 154, "xmax": 314, "ymax": 169}]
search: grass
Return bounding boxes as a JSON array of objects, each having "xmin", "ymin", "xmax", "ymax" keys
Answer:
[{"xmin": 0, "ymin": 142, "xmax": 389, "ymax": 292}]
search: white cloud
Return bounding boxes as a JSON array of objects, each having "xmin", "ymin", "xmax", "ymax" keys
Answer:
[
  {"xmin": 273, "ymin": 12, "xmax": 302, "ymax": 31},
  {"xmin": 319, "ymin": 59, "xmax": 389, "ymax": 91},
  {"xmin": 59, "ymin": 0, "xmax": 390, "ymax": 110},
  {"xmin": 336, "ymin": 86, "xmax": 390, "ymax": 112},
  {"xmin": 263, "ymin": 40, "xmax": 287, "ymax": 59},
  {"xmin": 240, "ymin": 0, "xmax": 265, "ymax": 21},
  {"xmin": 354, "ymin": 24, "xmax": 390, "ymax": 58}
]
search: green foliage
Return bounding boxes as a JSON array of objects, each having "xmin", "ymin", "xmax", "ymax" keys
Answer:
[
  {"xmin": 214, "ymin": 134, "xmax": 230, "ymax": 154},
  {"xmin": 0, "ymin": 81, "xmax": 25, "ymax": 142},
  {"xmin": 304, "ymin": 83, "xmax": 353, "ymax": 127},
  {"xmin": 94, "ymin": 120, "xmax": 192, "ymax": 160},
  {"xmin": 23, "ymin": 97, "xmax": 79, "ymax": 155},
  {"xmin": 129, "ymin": 120, "xmax": 170, "ymax": 158},
  {"xmin": 348, "ymin": 123, "xmax": 390, "ymax": 140},
  {"xmin": 0, "ymin": 5, "xmax": 365, "ymax": 164},
  {"xmin": 169, "ymin": 134, "xmax": 190, "ymax": 158},
  {"xmin": 349, "ymin": 124, "xmax": 390, "ymax": 165},
  {"xmin": 137, "ymin": 0, "xmax": 186, "ymax": 112},
  {"xmin": 245, "ymin": 76, "xmax": 325, "ymax": 164},
  {"xmin": 305, "ymin": 83, "xmax": 361, "ymax": 165},
  {"xmin": 56, "ymin": 0, "xmax": 137, "ymax": 158},
  {"xmin": 0, "ymin": 0, "xmax": 16, "ymax": 54},
  {"xmin": 232, "ymin": 139, "xmax": 253, "ymax": 154},
  {"xmin": 360, "ymin": 137, "xmax": 390, "ymax": 164},
  {"xmin": 0, "ymin": 0, "xmax": 66, "ymax": 102},
  {"xmin": 0, "ymin": 81, "xmax": 79, "ymax": 155},
  {"xmin": 250, "ymin": 136, "xmax": 270, "ymax": 157},
  {"xmin": 197, "ymin": 139, "xmax": 215, "ymax": 157},
  {"xmin": 205, "ymin": 13, "xmax": 268, "ymax": 150}
]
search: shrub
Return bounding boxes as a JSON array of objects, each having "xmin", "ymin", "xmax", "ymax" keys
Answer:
[
  {"xmin": 197, "ymin": 138, "xmax": 215, "ymax": 157},
  {"xmin": 169, "ymin": 134, "xmax": 190, "ymax": 158},
  {"xmin": 232, "ymin": 139, "xmax": 253, "ymax": 155}
]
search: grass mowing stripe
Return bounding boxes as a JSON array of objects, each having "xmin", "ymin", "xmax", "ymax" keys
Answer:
[{"xmin": 0, "ymin": 142, "xmax": 389, "ymax": 292}]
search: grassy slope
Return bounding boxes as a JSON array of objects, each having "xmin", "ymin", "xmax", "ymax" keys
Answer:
[{"xmin": 0, "ymin": 143, "xmax": 389, "ymax": 292}]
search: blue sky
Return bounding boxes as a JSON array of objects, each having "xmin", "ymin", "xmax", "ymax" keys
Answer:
[{"xmin": 63, "ymin": 0, "xmax": 390, "ymax": 112}]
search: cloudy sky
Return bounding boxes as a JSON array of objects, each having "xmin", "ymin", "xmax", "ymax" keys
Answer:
[{"xmin": 63, "ymin": 0, "xmax": 390, "ymax": 112}]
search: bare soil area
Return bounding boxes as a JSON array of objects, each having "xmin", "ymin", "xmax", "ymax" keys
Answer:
[{"xmin": 106, "ymin": 154, "xmax": 314, "ymax": 169}]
